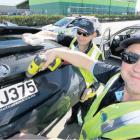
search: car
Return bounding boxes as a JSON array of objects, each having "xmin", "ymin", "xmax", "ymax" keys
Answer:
[
  {"xmin": 42, "ymin": 16, "xmax": 101, "ymax": 37},
  {"xmin": 0, "ymin": 26, "xmax": 86, "ymax": 139},
  {"xmin": 100, "ymin": 24, "xmax": 140, "ymax": 66},
  {"xmin": 0, "ymin": 21, "xmax": 18, "ymax": 27}
]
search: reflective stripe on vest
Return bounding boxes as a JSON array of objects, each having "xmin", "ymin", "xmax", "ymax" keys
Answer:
[
  {"xmin": 70, "ymin": 37, "xmax": 102, "ymax": 88},
  {"xmin": 101, "ymin": 109, "xmax": 140, "ymax": 133},
  {"xmin": 101, "ymin": 103, "xmax": 140, "ymax": 140}
]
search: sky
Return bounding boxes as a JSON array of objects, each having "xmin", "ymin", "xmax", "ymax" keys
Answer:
[
  {"xmin": 0, "ymin": 0, "xmax": 140, "ymax": 11},
  {"xmin": 0, "ymin": 0, "xmax": 26, "ymax": 6},
  {"xmin": 136, "ymin": 0, "xmax": 140, "ymax": 12}
]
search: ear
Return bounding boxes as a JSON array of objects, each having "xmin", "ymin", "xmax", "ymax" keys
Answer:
[{"xmin": 93, "ymin": 32, "xmax": 97, "ymax": 38}]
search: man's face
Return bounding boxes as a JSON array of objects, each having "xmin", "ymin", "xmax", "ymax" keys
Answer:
[
  {"xmin": 121, "ymin": 43, "xmax": 140, "ymax": 95},
  {"xmin": 76, "ymin": 29, "xmax": 94, "ymax": 48}
]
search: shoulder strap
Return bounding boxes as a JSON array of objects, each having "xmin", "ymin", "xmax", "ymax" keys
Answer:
[
  {"xmin": 85, "ymin": 72, "xmax": 121, "ymax": 122},
  {"xmin": 87, "ymin": 43, "xmax": 102, "ymax": 60},
  {"xmin": 69, "ymin": 37, "xmax": 77, "ymax": 49}
]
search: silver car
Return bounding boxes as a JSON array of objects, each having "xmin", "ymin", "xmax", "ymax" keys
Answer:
[{"xmin": 42, "ymin": 16, "xmax": 101, "ymax": 37}]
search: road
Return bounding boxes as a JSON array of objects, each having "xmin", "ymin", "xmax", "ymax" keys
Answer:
[
  {"xmin": 101, "ymin": 20, "xmax": 140, "ymax": 34},
  {"xmin": 46, "ymin": 20, "xmax": 140, "ymax": 139}
]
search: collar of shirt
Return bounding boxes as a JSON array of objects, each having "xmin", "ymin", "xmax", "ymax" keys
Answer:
[
  {"xmin": 115, "ymin": 90, "xmax": 124, "ymax": 101},
  {"xmin": 74, "ymin": 45, "xmax": 79, "ymax": 51},
  {"xmin": 74, "ymin": 40, "xmax": 93, "ymax": 53}
]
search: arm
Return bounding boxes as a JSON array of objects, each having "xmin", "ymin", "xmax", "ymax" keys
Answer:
[
  {"xmin": 34, "ymin": 30, "xmax": 58, "ymax": 40},
  {"xmin": 44, "ymin": 48, "xmax": 94, "ymax": 72},
  {"xmin": 22, "ymin": 30, "xmax": 73, "ymax": 47},
  {"xmin": 43, "ymin": 48, "xmax": 120, "ymax": 84},
  {"xmin": 36, "ymin": 31, "xmax": 74, "ymax": 47},
  {"xmin": 22, "ymin": 30, "xmax": 58, "ymax": 46}
]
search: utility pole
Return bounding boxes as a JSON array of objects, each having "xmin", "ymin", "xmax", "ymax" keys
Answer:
[
  {"xmin": 127, "ymin": 0, "xmax": 130, "ymax": 15},
  {"xmin": 81, "ymin": 0, "xmax": 83, "ymax": 14},
  {"xmin": 109, "ymin": 0, "xmax": 112, "ymax": 19},
  {"xmin": 127, "ymin": 0, "xmax": 135, "ymax": 15}
]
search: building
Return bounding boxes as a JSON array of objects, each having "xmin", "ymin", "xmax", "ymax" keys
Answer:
[
  {"xmin": 0, "ymin": 0, "xmax": 29, "ymax": 15},
  {"xmin": 0, "ymin": 5, "xmax": 17, "ymax": 15},
  {"xmin": 29, "ymin": 0, "xmax": 137, "ymax": 15}
]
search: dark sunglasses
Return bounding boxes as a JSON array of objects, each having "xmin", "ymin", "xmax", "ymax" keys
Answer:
[
  {"xmin": 121, "ymin": 51, "xmax": 140, "ymax": 64},
  {"xmin": 77, "ymin": 30, "xmax": 90, "ymax": 37}
]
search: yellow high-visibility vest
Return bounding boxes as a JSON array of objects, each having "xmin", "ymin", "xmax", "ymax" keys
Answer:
[{"xmin": 70, "ymin": 37, "xmax": 102, "ymax": 88}]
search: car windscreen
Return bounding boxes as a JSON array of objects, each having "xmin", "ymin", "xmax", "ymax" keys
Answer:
[{"xmin": 54, "ymin": 18, "xmax": 72, "ymax": 27}]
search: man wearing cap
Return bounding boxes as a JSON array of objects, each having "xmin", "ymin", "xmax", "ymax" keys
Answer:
[
  {"xmin": 22, "ymin": 18, "xmax": 103, "ymax": 125},
  {"xmin": 42, "ymin": 33, "xmax": 140, "ymax": 139}
]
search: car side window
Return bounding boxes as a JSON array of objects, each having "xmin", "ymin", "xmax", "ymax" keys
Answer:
[
  {"xmin": 110, "ymin": 28, "xmax": 136, "ymax": 57},
  {"xmin": 69, "ymin": 19, "xmax": 79, "ymax": 27}
]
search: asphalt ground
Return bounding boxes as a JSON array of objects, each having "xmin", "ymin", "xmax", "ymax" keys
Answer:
[{"xmin": 47, "ymin": 110, "xmax": 81, "ymax": 139}]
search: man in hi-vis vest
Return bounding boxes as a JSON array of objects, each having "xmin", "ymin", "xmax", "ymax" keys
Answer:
[
  {"xmin": 42, "ymin": 32, "xmax": 140, "ymax": 139},
  {"xmin": 22, "ymin": 18, "xmax": 103, "ymax": 125}
]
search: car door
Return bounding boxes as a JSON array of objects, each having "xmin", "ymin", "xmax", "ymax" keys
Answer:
[
  {"xmin": 99, "ymin": 27, "xmax": 111, "ymax": 60},
  {"xmin": 102, "ymin": 26, "xmax": 140, "ymax": 66}
]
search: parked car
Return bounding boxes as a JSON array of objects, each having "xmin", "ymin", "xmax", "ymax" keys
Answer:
[
  {"xmin": 100, "ymin": 24, "xmax": 140, "ymax": 66},
  {"xmin": 0, "ymin": 26, "xmax": 86, "ymax": 138},
  {"xmin": 42, "ymin": 16, "xmax": 101, "ymax": 37},
  {"xmin": 0, "ymin": 21, "xmax": 18, "ymax": 27}
]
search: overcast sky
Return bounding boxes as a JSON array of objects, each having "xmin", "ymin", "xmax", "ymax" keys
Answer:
[
  {"xmin": 136, "ymin": 0, "xmax": 140, "ymax": 12},
  {"xmin": 0, "ymin": 0, "xmax": 140, "ymax": 11},
  {"xmin": 0, "ymin": 0, "xmax": 26, "ymax": 6}
]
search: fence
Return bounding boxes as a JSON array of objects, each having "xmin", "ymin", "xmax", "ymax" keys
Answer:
[
  {"xmin": 66, "ymin": 6, "xmax": 135, "ymax": 15},
  {"xmin": 0, "ymin": 6, "xmax": 136, "ymax": 16}
]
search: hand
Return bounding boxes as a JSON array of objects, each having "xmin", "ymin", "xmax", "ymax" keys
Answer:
[
  {"xmin": 22, "ymin": 33, "xmax": 33, "ymax": 44},
  {"xmin": 80, "ymin": 88, "xmax": 93, "ymax": 102},
  {"xmin": 22, "ymin": 33, "xmax": 44, "ymax": 46},
  {"xmin": 43, "ymin": 49, "xmax": 57, "ymax": 69}
]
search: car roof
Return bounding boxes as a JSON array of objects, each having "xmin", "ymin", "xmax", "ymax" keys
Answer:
[
  {"xmin": 131, "ymin": 24, "xmax": 140, "ymax": 27},
  {"xmin": 81, "ymin": 16, "xmax": 98, "ymax": 19},
  {"xmin": 65, "ymin": 16, "xmax": 75, "ymax": 20},
  {"xmin": 66, "ymin": 16, "xmax": 98, "ymax": 20}
]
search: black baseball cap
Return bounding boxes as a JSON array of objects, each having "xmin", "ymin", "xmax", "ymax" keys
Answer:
[
  {"xmin": 119, "ymin": 32, "xmax": 140, "ymax": 50},
  {"xmin": 77, "ymin": 18, "xmax": 94, "ymax": 34}
]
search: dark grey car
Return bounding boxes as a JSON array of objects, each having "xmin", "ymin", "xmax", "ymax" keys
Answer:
[{"xmin": 0, "ymin": 26, "xmax": 86, "ymax": 138}]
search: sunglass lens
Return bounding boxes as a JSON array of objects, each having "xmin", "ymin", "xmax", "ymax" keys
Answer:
[
  {"xmin": 77, "ymin": 30, "xmax": 82, "ymax": 35},
  {"xmin": 77, "ymin": 30, "xmax": 89, "ymax": 37},
  {"xmin": 121, "ymin": 52, "xmax": 139, "ymax": 64}
]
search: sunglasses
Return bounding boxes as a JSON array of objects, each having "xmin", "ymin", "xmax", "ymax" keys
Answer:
[
  {"xmin": 77, "ymin": 30, "xmax": 90, "ymax": 37},
  {"xmin": 121, "ymin": 51, "xmax": 140, "ymax": 64}
]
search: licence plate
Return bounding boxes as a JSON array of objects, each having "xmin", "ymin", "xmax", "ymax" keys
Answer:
[{"xmin": 0, "ymin": 79, "xmax": 38, "ymax": 110}]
